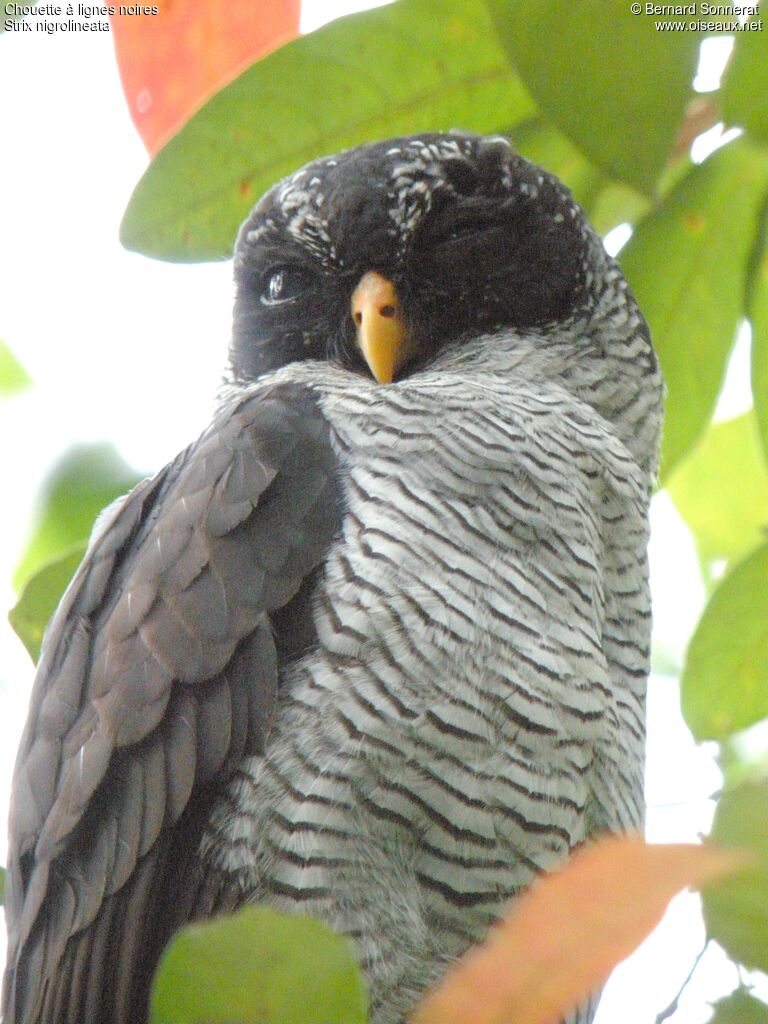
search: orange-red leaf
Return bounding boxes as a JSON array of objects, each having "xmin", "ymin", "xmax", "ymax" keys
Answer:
[
  {"xmin": 111, "ymin": 0, "xmax": 301, "ymax": 154},
  {"xmin": 411, "ymin": 835, "xmax": 749, "ymax": 1024}
]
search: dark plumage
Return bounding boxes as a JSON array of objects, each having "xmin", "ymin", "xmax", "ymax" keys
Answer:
[
  {"xmin": 4, "ymin": 131, "xmax": 663, "ymax": 1024},
  {"xmin": 4, "ymin": 386, "xmax": 340, "ymax": 1022},
  {"xmin": 231, "ymin": 134, "xmax": 590, "ymax": 380}
]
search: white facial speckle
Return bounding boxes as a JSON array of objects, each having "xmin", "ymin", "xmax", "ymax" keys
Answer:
[
  {"xmin": 246, "ymin": 217, "xmax": 277, "ymax": 245},
  {"xmin": 384, "ymin": 136, "xmax": 482, "ymax": 249},
  {"xmin": 275, "ymin": 172, "xmax": 337, "ymax": 265}
]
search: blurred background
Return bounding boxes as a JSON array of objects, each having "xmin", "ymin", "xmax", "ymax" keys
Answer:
[{"xmin": 1, "ymin": 3, "xmax": 766, "ymax": 1021}]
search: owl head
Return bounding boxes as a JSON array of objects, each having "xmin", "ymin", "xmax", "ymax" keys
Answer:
[{"xmin": 229, "ymin": 131, "xmax": 661, "ymax": 472}]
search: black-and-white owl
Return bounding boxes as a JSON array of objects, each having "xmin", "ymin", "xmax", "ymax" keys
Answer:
[{"xmin": 3, "ymin": 131, "xmax": 663, "ymax": 1024}]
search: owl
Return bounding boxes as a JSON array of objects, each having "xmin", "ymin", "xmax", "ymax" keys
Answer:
[{"xmin": 4, "ymin": 131, "xmax": 662, "ymax": 1024}]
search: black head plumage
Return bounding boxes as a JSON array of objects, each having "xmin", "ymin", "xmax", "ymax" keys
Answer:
[{"xmin": 230, "ymin": 131, "xmax": 595, "ymax": 382}]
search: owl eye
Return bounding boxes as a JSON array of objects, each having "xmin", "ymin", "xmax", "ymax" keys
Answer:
[{"xmin": 260, "ymin": 266, "xmax": 311, "ymax": 306}]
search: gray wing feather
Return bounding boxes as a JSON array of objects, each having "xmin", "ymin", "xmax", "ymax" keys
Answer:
[{"xmin": 3, "ymin": 381, "xmax": 340, "ymax": 1024}]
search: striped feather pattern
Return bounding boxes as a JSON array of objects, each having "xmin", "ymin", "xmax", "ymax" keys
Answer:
[{"xmin": 204, "ymin": 280, "xmax": 662, "ymax": 1024}]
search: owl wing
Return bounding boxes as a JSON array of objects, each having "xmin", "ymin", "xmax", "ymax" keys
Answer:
[{"xmin": 3, "ymin": 380, "xmax": 341, "ymax": 1024}]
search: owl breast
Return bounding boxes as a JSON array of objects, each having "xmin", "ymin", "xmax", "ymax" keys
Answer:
[{"xmin": 202, "ymin": 365, "xmax": 649, "ymax": 1024}]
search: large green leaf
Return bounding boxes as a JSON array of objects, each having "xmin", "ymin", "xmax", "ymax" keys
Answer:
[
  {"xmin": 511, "ymin": 119, "xmax": 605, "ymax": 213},
  {"xmin": 14, "ymin": 444, "xmax": 141, "ymax": 592},
  {"xmin": 150, "ymin": 907, "xmax": 368, "ymax": 1024},
  {"xmin": 489, "ymin": 0, "xmax": 701, "ymax": 194},
  {"xmin": 9, "ymin": 546, "xmax": 86, "ymax": 663},
  {"xmin": 620, "ymin": 139, "xmax": 768, "ymax": 481},
  {"xmin": 711, "ymin": 989, "xmax": 768, "ymax": 1024},
  {"xmin": 750, "ymin": 192, "xmax": 768, "ymax": 463},
  {"xmin": 0, "ymin": 339, "xmax": 31, "ymax": 397},
  {"xmin": 667, "ymin": 411, "xmax": 768, "ymax": 569},
  {"xmin": 588, "ymin": 181, "xmax": 652, "ymax": 242},
  {"xmin": 703, "ymin": 780, "xmax": 768, "ymax": 973},
  {"xmin": 121, "ymin": 0, "xmax": 535, "ymax": 262},
  {"xmin": 681, "ymin": 542, "xmax": 768, "ymax": 741},
  {"xmin": 722, "ymin": 10, "xmax": 768, "ymax": 146},
  {"xmin": 510, "ymin": 120, "xmax": 650, "ymax": 238}
]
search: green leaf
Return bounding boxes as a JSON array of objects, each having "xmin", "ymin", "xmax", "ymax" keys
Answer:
[
  {"xmin": 681, "ymin": 542, "xmax": 768, "ymax": 741},
  {"xmin": 620, "ymin": 139, "xmax": 768, "ymax": 481},
  {"xmin": 711, "ymin": 989, "xmax": 768, "ymax": 1024},
  {"xmin": 121, "ymin": 0, "xmax": 535, "ymax": 262},
  {"xmin": 150, "ymin": 907, "xmax": 368, "ymax": 1024},
  {"xmin": 510, "ymin": 119, "xmax": 650, "ymax": 237},
  {"xmin": 587, "ymin": 181, "xmax": 651, "ymax": 241},
  {"xmin": 722, "ymin": 10, "xmax": 768, "ymax": 146},
  {"xmin": 512, "ymin": 119, "xmax": 605, "ymax": 212},
  {"xmin": 750, "ymin": 192, "xmax": 768, "ymax": 463},
  {"xmin": 9, "ymin": 546, "xmax": 86, "ymax": 662},
  {"xmin": 489, "ymin": 0, "xmax": 701, "ymax": 194},
  {"xmin": 667, "ymin": 412, "xmax": 768, "ymax": 568},
  {"xmin": 703, "ymin": 779, "xmax": 768, "ymax": 973},
  {"xmin": 14, "ymin": 444, "xmax": 141, "ymax": 592},
  {"xmin": 0, "ymin": 339, "xmax": 31, "ymax": 397},
  {"xmin": 718, "ymin": 730, "xmax": 768, "ymax": 790}
]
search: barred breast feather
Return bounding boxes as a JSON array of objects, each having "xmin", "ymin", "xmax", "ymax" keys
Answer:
[{"xmin": 203, "ymin": 326, "xmax": 655, "ymax": 1024}]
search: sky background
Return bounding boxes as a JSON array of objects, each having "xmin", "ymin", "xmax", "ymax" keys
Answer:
[{"xmin": 0, "ymin": 7, "xmax": 761, "ymax": 1021}]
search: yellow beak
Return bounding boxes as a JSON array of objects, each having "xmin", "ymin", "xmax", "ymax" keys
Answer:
[{"xmin": 351, "ymin": 271, "xmax": 414, "ymax": 384}]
